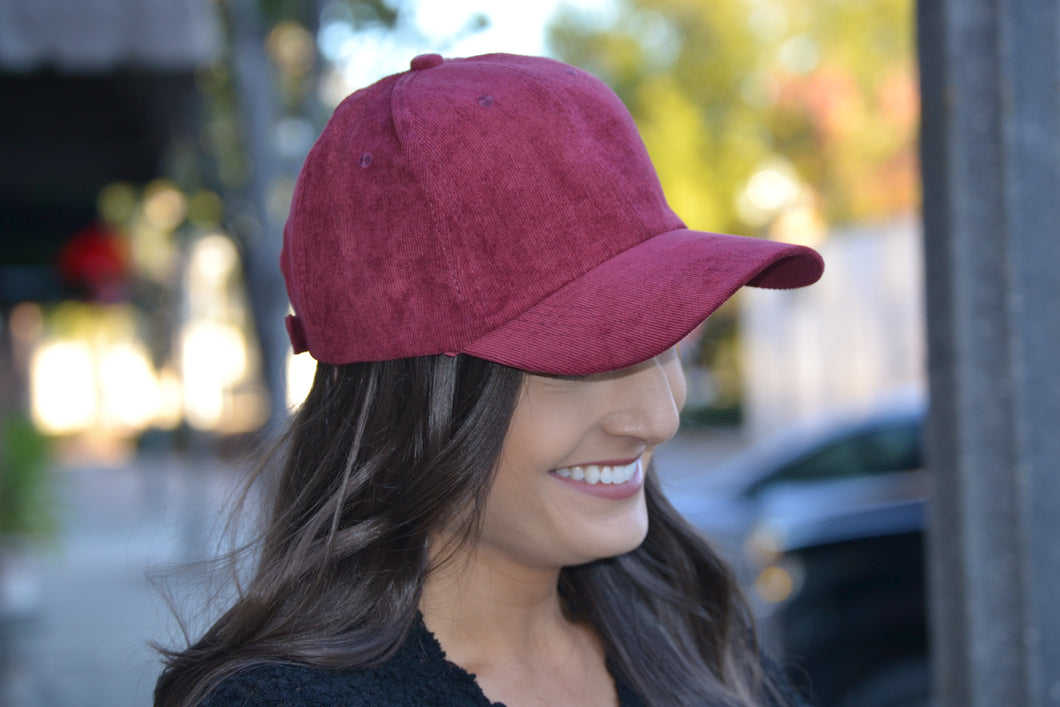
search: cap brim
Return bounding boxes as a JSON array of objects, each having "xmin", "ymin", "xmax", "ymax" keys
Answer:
[{"xmin": 461, "ymin": 228, "xmax": 824, "ymax": 375}]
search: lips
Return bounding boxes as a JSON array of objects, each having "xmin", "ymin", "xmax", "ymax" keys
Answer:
[{"xmin": 549, "ymin": 457, "xmax": 644, "ymax": 500}]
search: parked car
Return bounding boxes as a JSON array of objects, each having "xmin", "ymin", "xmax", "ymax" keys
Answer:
[{"xmin": 665, "ymin": 392, "xmax": 929, "ymax": 707}]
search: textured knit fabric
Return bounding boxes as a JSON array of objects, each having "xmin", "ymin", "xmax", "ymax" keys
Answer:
[
  {"xmin": 195, "ymin": 617, "xmax": 813, "ymax": 706},
  {"xmin": 280, "ymin": 52, "xmax": 824, "ymax": 373},
  {"xmin": 197, "ymin": 616, "xmax": 647, "ymax": 707}
]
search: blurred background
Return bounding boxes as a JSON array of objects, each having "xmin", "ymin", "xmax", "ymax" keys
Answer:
[{"xmin": 0, "ymin": 0, "xmax": 924, "ymax": 705}]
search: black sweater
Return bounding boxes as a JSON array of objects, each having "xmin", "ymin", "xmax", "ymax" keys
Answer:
[
  {"xmin": 195, "ymin": 617, "xmax": 808, "ymax": 706},
  {"xmin": 197, "ymin": 617, "xmax": 647, "ymax": 706}
]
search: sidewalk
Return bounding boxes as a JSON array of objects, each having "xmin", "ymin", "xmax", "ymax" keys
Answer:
[
  {"xmin": 1, "ymin": 454, "xmax": 236, "ymax": 707},
  {"xmin": 0, "ymin": 428, "xmax": 746, "ymax": 707}
]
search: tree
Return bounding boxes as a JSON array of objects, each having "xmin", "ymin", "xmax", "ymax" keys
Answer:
[{"xmin": 549, "ymin": 0, "xmax": 916, "ymax": 235}]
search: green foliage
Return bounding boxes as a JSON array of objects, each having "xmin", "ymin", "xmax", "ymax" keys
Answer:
[
  {"xmin": 0, "ymin": 414, "xmax": 55, "ymax": 539},
  {"xmin": 549, "ymin": 0, "xmax": 916, "ymax": 234}
]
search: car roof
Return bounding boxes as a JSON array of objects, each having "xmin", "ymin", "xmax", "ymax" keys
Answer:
[{"xmin": 670, "ymin": 388, "xmax": 926, "ymax": 497}]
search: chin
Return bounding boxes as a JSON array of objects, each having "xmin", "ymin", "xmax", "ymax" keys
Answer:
[{"xmin": 568, "ymin": 515, "xmax": 650, "ymax": 566}]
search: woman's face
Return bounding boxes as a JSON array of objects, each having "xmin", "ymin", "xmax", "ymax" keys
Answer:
[{"xmin": 478, "ymin": 348, "xmax": 686, "ymax": 570}]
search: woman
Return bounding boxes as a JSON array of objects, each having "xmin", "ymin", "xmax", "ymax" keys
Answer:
[{"xmin": 155, "ymin": 53, "xmax": 823, "ymax": 706}]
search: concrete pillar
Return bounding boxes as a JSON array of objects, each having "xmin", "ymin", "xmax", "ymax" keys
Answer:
[{"xmin": 918, "ymin": 1, "xmax": 1060, "ymax": 705}]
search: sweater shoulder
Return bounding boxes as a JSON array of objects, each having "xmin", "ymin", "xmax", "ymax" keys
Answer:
[
  {"xmin": 198, "ymin": 662, "xmax": 386, "ymax": 707},
  {"xmin": 197, "ymin": 654, "xmax": 493, "ymax": 707}
]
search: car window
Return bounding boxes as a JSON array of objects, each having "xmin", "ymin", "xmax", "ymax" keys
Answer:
[{"xmin": 748, "ymin": 420, "xmax": 922, "ymax": 495}]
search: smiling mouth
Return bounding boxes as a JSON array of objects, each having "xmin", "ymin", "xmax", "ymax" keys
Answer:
[{"xmin": 552, "ymin": 458, "xmax": 640, "ymax": 486}]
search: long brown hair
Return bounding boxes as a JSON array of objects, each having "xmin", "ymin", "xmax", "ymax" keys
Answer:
[{"xmin": 155, "ymin": 354, "xmax": 780, "ymax": 706}]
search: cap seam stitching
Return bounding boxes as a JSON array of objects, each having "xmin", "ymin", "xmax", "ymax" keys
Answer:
[
  {"xmin": 448, "ymin": 58, "xmax": 665, "ymax": 335},
  {"xmin": 393, "ymin": 70, "xmax": 474, "ymax": 345}
]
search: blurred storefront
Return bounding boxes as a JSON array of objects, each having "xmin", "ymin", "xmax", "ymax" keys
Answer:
[
  {"xmin": 0, "ymin": 0, "xmax": 217, "ymax": 300},
  {"xmin": 0, "ymin": 0, "xmax": 279, "ymax": 457}
]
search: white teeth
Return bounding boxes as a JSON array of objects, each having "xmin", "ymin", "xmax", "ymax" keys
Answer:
[
  {"xmin": 584, "ymin": 465, "xmax": 601, "ymax": 484},
  {"xmin": 555, "ymin": 460, "xmax": 639, "ymax": 485}
]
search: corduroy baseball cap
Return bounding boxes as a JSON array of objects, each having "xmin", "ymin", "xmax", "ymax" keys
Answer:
[{"xmin": 281, "ymin": 52, "xmax": 823, "ymax": 374}]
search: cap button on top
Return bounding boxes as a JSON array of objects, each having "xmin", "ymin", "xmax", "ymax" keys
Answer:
[{"xmin": 410, "ymin": 53, "xmax": 444, "ymax": 70}]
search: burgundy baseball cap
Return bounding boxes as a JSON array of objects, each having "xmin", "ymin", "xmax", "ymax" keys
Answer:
[{"xmin": 281, "ymin": 52, "xmax": 823, "ymax": 374}]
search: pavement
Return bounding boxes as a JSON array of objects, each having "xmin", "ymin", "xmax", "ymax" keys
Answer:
[
  {"xmin": 0, "ymin": 452, "xmax": 236, "ymax": 707},
  {"xmin": 0, "ymin": 427, "xmax": 747, "ymax": 707}
]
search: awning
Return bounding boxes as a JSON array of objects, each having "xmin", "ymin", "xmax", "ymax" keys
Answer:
[{"xmin": 0, "ymin": 0, "xmax": 219, "ymax": 72}]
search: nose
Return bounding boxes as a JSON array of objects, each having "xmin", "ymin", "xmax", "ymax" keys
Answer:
[{"xmin": 599, "ymin": 353, "xmax": 685, "ymax": 447}]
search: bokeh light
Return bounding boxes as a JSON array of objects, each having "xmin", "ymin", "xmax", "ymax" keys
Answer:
[
  {"xmin": 142, "ymin": 180, "xmax": 187, "ymax": 231},
  {"xmin": 267, "ymin": 20, "xmax": 316, "ymax": 78},
  {"xmin": 754, "ymin": 564, "xmax": 795, "ymax": 604},
  {"xmin": 187, "ymin": 189, "xmax": 224, "ymax": 228},
  {"xmin": 97, "ymin": 182, "xmax": 138, "ymax": 225},
  {"xmin": 181, "ymin": 321, "xmax": 248, "ymax": 430},
  {"xmin": 31, "ymin": 341, "xmax": 96, "ymax": 434},
  {"xmin": 285, "ymin": 350, "xmax": 316, "ymax": 410}
]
